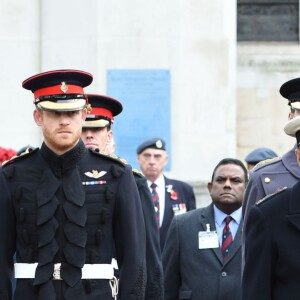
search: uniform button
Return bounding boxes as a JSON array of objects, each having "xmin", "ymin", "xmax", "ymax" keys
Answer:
[{"xmin": 221, "ymin": 272, "xmax": 227, "ymax": 277}]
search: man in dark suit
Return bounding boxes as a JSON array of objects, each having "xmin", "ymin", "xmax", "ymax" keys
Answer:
[
  {"xmin": 243, "ymin": 115, "xmax": 300, "ymax": 299},
  {"xmin": 81, "ymin": 94, "xmax": 163, "ymax": 300},
  {"xmin": 137, "ymin": 138, "xmax": 196, "ymax": 250},
  {"xmin": 162, "ymin": 158, "xmax": 247, "ymax": 300}
]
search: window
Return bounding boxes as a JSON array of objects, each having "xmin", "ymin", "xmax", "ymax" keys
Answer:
[{"xmin": 237, "ymin": 0, "xmax": 299, "ymax": 41}]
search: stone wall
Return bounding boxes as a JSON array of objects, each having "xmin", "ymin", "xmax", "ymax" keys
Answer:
[{"xmin": 237, "ymin": 43, "xmax": 300, "ymax": 160}]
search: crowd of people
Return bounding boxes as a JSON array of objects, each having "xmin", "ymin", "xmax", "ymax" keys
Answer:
[{"xmin": 1, "ymin": 68, "xmax": 299, "ymax": 300}]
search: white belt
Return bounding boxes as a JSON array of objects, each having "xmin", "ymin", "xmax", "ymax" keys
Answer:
[{"xmin": 14, "ymin": 263, "xmax": 114, "ymax": 280}]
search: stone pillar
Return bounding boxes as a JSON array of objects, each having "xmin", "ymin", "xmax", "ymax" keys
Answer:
[{"xmin": 0, "ymin": 0, "xmax": 41, "ymax": 150}]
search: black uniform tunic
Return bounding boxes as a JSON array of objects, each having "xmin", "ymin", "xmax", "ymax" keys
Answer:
[
  {"xmin": 0, "ymin": 140, "xmax": 146, "ymax": 300},
  {"xmin": 133, "ymin": 172, "xmax": 163, "ymax": 300}
]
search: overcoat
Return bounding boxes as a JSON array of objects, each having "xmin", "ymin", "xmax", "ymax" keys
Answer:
[
  {"xmin": 243, "ymin": 181, "xmax": 300, "ymax": 300},
  {"xmin": 133, "ymin": 172, "xmax": 163, "ymax": 300},
  {"xmin": 243, "ymin": 147, "xmax": 300, "ymax": 222}
]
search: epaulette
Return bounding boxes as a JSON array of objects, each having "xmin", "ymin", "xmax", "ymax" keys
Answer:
[
  {"xmin": 1, "ymin": 146, "xmax": 38, "ymax": 167},
  {"xmin": 253, "ymin": 156, "xmax": 281, "ymax": 170},
  {"xmin": 89, "ymin": 149, "xmax": 128, "ymax": 166},
  {"xmin": 132, "ymin": 168, "xmax": 144, "ymax": 178},
  {"xmin": 256, "ymin": 186, "xmax": 287, "ymax": 206}
]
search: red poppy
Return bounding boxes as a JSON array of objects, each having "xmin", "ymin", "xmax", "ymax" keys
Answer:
[
  {"xmin": 0, "ymin": 147, "xmax": 16, "ymax": 166},
  {"xmin": 170, "ymin": 191, "xmax": 178, "ymax": 200},
  {"xmin": 166, "ymin": 184, "xmax": 178, "ymax": 201}
]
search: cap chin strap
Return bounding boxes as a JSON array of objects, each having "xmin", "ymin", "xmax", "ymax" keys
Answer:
[
  {"xmin": 289, "ymin": 100, "xmax": 300, "ymax": 110},
  {"xmin": 36, "ymin": 99, "xmax": 87, "ymax": 112},
  {"xmin": 100, "ymin": 143, "xmax": 109, "ymax": 154},
  {"xmin": 34, "ymin": 94, "xmax": 87, "ymax": 112},
  {"xmin": 34, "ymin": 93, "xmax": 86, "ymax": 104}
]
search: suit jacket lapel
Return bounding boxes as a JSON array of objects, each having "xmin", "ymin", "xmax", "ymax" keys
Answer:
[
  {"xmin": 200, "ymin": 204, "xmax": 243, "ymax": 265},
  {"xmin": 200, "ymin": 204, "xmax": 223, "ymax": 263},
  {"xmin": 161, "ymin": 176, "xmax": 172, "ymax": 230}
]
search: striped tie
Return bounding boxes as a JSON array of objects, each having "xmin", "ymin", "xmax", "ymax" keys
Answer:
[
  {"xmin": 150, "ymin": 183, "xmax": 160, "ymax": 228},
  {"xmin": 221, "ymin": 216, "xmax": 233, "ymax": 261}
]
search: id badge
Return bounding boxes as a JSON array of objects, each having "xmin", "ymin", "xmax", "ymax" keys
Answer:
[{"xmin": 198, "ymin": 224, "xmax": 219, "ymax": 249}]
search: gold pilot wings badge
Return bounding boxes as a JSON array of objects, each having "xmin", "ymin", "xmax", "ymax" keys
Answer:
[
  {"xmin": 83, "ymin": 170, "xmax": 107, "ymax": 186},
  {"xmin": 84, "ymin": 170, "xmax": 107, "ymax": 178}
]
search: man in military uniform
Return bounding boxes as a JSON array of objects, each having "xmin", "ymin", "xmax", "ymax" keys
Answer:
[
  {"xmin": 243, "ymin": 115, "xmax": 300, "ymax": 299},
  {"xmin": 243, "ymin": 77, "xmax": 300, "ymax": 222},
  {"xmin": 0, "ymin": 70, "xmax": 146, "ymax": 300},
  {"xmin": 81, "ymin": 94, "xmax": 164, "ymax": 300}
]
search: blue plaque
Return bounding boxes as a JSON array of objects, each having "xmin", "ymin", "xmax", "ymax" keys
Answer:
[{"xmin": 107, "ymin": 69, "xmax": 171, "ymax": 171}]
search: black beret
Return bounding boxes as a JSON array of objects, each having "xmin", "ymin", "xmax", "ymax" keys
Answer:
[{"xmin": 136, "ymin": 138, "xmax": 166, "ymax": 154}]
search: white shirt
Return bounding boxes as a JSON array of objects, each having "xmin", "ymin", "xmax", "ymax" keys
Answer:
[{"xmin": 147, "ymin": 174, "xmax": 165, "ymax": 227}]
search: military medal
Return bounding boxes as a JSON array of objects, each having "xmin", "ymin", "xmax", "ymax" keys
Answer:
[
  {"xmin": 82, "ymin": 180, "xmax": 107, "ymax": 185},
  {"xmin": 83, "ymin": 170, "xmax": 107, "ymax": 185},
  {"xmin": 172, "ymin": 203, "xmax": 187, "ymax": 215}
]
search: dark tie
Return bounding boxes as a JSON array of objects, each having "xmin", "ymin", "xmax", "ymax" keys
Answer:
[
  {"xmin": 150, "ymin": 183, "xmax": 160, "ymax": 228},
  {"xmin": 221, "ymin": 216, "xmax": 233, "ymax": 261}
]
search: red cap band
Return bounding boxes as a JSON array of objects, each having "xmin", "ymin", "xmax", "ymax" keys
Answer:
[
  {"xmin": 90, "ymin": 107, "xmax": 113, "ymax": 119},
  {"xmin": 34, "ymin": 84, "xmax": 84, "ymax": 99}
]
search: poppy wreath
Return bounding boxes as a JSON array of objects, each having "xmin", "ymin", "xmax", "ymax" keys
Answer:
[{"xmin": 0, "ymin": 146, "xmax": 16, "ymax": 166}]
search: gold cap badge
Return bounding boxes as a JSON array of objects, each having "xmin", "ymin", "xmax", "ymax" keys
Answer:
[
  {"xmin": 86, "ymin": 103, "xmax": 92, "ymax": 114},
  {"xmin": 60, "ymin": 82, "xmax": 68, "ymax": 93}
]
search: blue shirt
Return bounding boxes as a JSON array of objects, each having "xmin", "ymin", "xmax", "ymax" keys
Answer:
[{"xmin": 213, "ymin": 205, "xmax": 242, "ymax": 246}]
